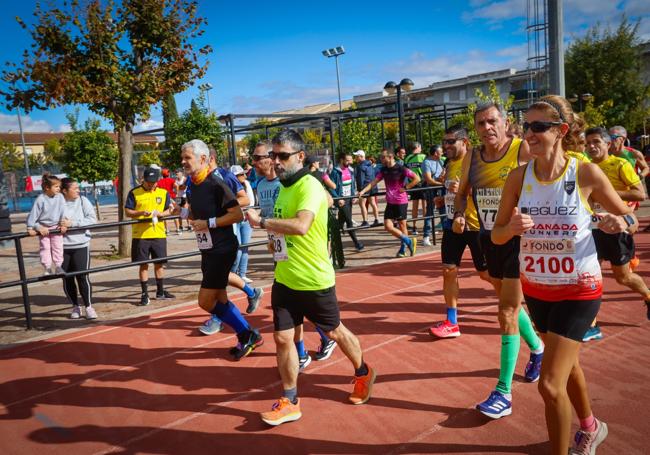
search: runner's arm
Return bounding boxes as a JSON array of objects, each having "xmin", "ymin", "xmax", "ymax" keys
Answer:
[
  {"xmin": 579, "ymin": 162, "xmax": 637, "ymax": 233},
  {"xmin": 491, "ymin": 166, "xmax": 529, "ymax": 245},
  {"xmin": 453, "ymin": 148, "xmax": 473, "ymax": 217},
  {"xmin": 616, "ymin": 181, "xmax": 646, "ymax": 202},
  {"xmin": 358, "ymin": 176, "xmax": 381, "ymax": 196},
  {"xmin": 264, "ymin": 209, "xmax": 315, "ymax": 236},
  {"xmin": 236, "ymin": 188, "xmax": 250, "ymax": 207},
  {"xmin": 631, "ymin": 148, "xmax": 649, "ymax": 177}
]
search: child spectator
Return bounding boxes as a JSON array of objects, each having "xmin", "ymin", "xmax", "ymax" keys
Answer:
[{"xmin": 26, "ymin": 173, "xmax": 66, "ymax": 275}]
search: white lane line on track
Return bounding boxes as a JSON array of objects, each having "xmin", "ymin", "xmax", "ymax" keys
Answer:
[{"xmin": 5, "ymin": 262, "xmax": 464, "ymax": 410}]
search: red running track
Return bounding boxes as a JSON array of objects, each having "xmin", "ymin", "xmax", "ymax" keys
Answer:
[{"xmin": 0, "ymin": 233, "xmax": 649, "ymax": 454}]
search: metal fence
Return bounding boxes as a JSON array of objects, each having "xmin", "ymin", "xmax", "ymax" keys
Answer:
[{"xmin": 0, "ymin": 186, "xmax": 446, "ymax": 330}]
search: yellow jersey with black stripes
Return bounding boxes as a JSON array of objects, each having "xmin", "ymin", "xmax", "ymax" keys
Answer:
[
  {"xmin": 445, "ymin": 155, "xmax": 480, "ymax": 230},
  {"xmin": 125, "ymin": 185, "xmax": 170, "ymax": 239},
  {"xmin": 469, "ymin": 137, "xmax": 523, "ymax": 231}
]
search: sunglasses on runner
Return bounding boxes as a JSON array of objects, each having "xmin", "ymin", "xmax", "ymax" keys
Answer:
[
  {"xmin": 252, "ymin": 154, "xmax": 270, "ymax": 161},
  {"xmin": 610, "ymin": 134, "xmax": 623, "ymax": 141},
  {"xmin": 523, "ymin": 121, "xmax": 563, "ymax": 133},
  {"xmin": 269, "ymin": 151, "xmax": 301, "ymax": 161},
  {"xmin": 443, "ymin": 138, "xmax": 459, "ymax": 145}
]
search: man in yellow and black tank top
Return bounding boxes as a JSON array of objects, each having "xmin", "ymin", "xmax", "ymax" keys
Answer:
[
  {"xmin": 125, "ymin": 166, "xmax": 174, "ymax": 306},
  {"xmin": 453, "ymin": 102, "xmax": 544, "ymax": 419}
]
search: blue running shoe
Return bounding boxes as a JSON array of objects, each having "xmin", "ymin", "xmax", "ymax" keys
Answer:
[
  {"xmin": 582, "ymin": 325, "xmax": 604, "ymax": 342},
  {"xmin": 476, "ymin": 390, "xmax": 512, "ymax": 419},
  {"xmin": 524, "ymin": 351, "xmax": 543, "ymax": 382},
  {"xmin": 246, "ymin": 287, "xmax": 264, "ymax": 314},
  {"xmin": 198, "ymin": 315, "xmax": 223, "ymax": 336}
]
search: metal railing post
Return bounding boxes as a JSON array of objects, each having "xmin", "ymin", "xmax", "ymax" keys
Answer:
[{"xmin": 14, "ymin": 237, "xmax": 33, "ymax": 330}]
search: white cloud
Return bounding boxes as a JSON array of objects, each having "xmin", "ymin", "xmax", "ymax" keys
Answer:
[
  {"xmin": 134, "ymin": 118, "xmax": 164, "ymax": 133},
  {"xmin": 462, "ymin": 0, "xmax": 526, "ymax": 23},
  {"xmin": 57, "ymin": 124, "xmax": 72, "ymax": 133},
  {"xmin": 0, "ymin": 112, "xmax": 53, "ymax": 132}
]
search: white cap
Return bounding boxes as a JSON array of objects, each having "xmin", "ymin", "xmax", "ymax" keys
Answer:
[
  {"xmin": 230, "ymin": 165, "xmax": 245, "ymax": 175},
  {"xmin": 353, "ymin": 150, "xmax": 365, "ymax": 158}
]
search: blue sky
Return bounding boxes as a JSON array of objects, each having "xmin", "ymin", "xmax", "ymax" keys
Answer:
[{"xmin": 0, "ymin": 0, "xmax": 648, "ymax": 134}]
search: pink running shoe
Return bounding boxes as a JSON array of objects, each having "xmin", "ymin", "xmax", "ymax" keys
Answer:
[{"xmin": 429, "ymin": 320, "xmax": 461, "ymax": 338}]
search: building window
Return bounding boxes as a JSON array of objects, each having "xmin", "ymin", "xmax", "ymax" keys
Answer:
[
  {"xmin": 443, "ymin": 92, "xmax": 450, "ymax": 103},
  {"xmin": 459, "ymin": 89, "xmax": 466, "ymax": 101}
]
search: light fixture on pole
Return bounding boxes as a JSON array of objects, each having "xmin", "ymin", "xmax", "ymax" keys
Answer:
[
  {"xmin": 568, "ymin": 92, "xmax": 592, "ymax": 112},
  {"xmin": 322, "ymin": 46, "xmax": 345, "ymax": 111},
  {"xmin": 383, "ymin": 78, "xmax": 414, "ymax": 147},
  {"xmin": 198, "ymin": 83, "xmax": 214, "ymax": 112}
]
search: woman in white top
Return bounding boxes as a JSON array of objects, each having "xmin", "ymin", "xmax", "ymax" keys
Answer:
[{"xmin": 492, "ymin": 95, "xmax": 637, "ymax": 455}]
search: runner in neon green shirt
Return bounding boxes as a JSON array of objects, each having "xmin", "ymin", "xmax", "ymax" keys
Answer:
[{"xmin": 247, "ymin": 129, "xmax": 376, "ymax": 426}]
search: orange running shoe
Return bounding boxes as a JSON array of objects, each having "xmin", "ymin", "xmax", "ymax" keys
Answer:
[
  {"xmin": 260, "ymin": 397, "xmax": 302, "ymax": 426},
  {"xmin": 349, "ymin": 365, "xmax": 376, "ymax": 405},
  {"xmin": 630, "ymin": 256, "xmax": 640, "ymax": 271}
]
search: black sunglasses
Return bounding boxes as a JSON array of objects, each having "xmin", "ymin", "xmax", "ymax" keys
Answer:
[
  {"xmin": 269, "ymin": 151, "xmax": 301, "ymax": 161},
  {"xmin": 523, "ymin": 121, "xmax": 562, "ymax": 133},
  {"xmin": 252, "ymin": 154, "xmax": 270, "ymax": 161},
  {"xmin": 443, "ymin": 138, "xmax": 459, "ymax": 145}
]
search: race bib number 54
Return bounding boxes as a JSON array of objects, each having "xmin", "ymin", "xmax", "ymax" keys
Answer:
[{"xmin": 195, "ymin": 229, "xmax": 213, "ymax": 250}]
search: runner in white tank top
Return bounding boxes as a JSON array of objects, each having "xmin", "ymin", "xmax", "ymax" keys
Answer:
[{"xmin": 491, "ymin": 96, "xmax": 637, "ymax": 455}]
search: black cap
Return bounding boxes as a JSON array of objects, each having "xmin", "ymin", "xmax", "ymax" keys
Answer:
[
  {"xmin": 304, "ymin": 155, "xmax": 320, "ymax": 167},
  {"xmin": 143, "ymin": 166, "xmax": 160, "ymax": 183}
]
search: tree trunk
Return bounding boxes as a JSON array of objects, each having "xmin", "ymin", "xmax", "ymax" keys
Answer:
[
  {"xmin": 92, "ymin": 182, "xmax": 102, "ymax": 221},
  {"xmin": 117, "ymin": 124, "xmax": 134, "ymax": 257}
]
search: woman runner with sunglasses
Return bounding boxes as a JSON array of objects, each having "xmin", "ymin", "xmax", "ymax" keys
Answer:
[{"xmin": 492, "ymin": 95, "xmax": 638, "ymax": 454}]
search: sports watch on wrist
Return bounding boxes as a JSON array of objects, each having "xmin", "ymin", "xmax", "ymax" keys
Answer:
[{"xmin": 622, "ymin": 214, "xmax": 635, "ymax": 227}]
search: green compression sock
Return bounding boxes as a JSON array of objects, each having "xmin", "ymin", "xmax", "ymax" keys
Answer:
[
  {"xmin": 496, "ymin": 334, "xmax": 520, "ymax": 395},
  {"xmin": 519, "ymin": 308, "xmax": 543, "ymax": 353}
]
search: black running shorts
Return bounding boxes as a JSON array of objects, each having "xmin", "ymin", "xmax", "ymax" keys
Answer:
[
  {"xmin": 131, "ymin": 238, "xmax": 167, "ymax": 264},
  {"xmin": 525, "ymin": 295, "xmax": 601, "ymax": 342},
  {"xmin": 384, "ymin": 203, "xmax": 408, "ymax": 221},
  {"xmin": 592, "ymin": 230, "xmax": 635, "ymax": 266},
  {"xmin": 409, "ymin": 184, "xmax": 426, "ymax": 200},
  {"xmin": 200, "ymin": 248, "xmax": 237, "ymax": 289},
  {"xmin": 480, "ymin": 231, "xmax": 520, "ymax": 279},
  {"xmin": 441, "ymin": 229, "xmax": 487, "ymax": 271},
  {"xmin": 271, "ymin": 281, "xmax": 341, "ymax": 332}
]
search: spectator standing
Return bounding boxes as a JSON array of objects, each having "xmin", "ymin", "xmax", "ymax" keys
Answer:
[
  {"xmin": 174, "ymin": 170, "xmax": 191, "ymax": 232},
  {"xmin": 60, "ymin": 178, "xmax": 98, "ymax": 319},
  {"xmin": 157, "ymin": 168, "xmax": 180, "ymax": 234},
  {"xmin": 125, "ymin": 165, "xmax": 175, "ymax": 306},
  {"xmin": 230, "ymin": 165, "xmax": 255, "ymax": 283},
  {"xmin": 421, "ymin": 144, "xmax": 446, "ymax": 246},
  {"xmin": 26, "ymin": 173, "xmax": 66, "ymax": 275},
  {"xmin": 353, "ymin": 150, "xmax": 379, "ymax": 227}
]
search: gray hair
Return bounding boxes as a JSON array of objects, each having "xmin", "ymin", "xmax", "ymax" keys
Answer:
[
  {"xmin": 254, "ymin": 141, "xmax": 272, "ymax": 152},
  {"xmin": 585, "ymin": 127, "xmax": 611, "ymax": 143},
  {"xmin": 181, "ymin": 139, "xmax": 210, "ymax": 159},
  {"xmin": 271, "ymin": 129, "xmax": 305, "ymax": 153},
  {"xmin": 609, "ymin": 125, "xmax": 627, "ymax": 138},
  {"xmin": 474, "ymin": 101, "xmax": 507, "ymax": 121}
]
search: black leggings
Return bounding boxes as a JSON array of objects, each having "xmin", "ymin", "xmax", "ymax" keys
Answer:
[
  {"xmin": 62, "ymin": 247, "xmax": 93, "ymax": 307},
  {"xmin": 338, "ymin": 201, "xmax": 360, "ymax": 246}
]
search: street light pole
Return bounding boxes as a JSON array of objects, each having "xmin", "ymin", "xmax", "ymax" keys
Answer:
[
  {"xmin": 384, "ymin": 78, "xmax": 414, "ymax": 148},
  {"xmin": 16, "ymin": 106, "xmax": 30, "ymax": 180},
  {"xmin": 198, "ymin": 83, "xmax": 213, "ymax": 112},
  {"xmin": 322, "ymin": 46, "xmax": 346, "ymax": 112}
]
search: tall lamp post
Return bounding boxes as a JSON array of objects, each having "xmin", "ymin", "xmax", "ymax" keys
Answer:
[
  {"xmin": 322, "ymin": 46, "xmax": 345, "ymax": 111},
  {"xmin": 198, "ymin": 82, "xmax": 214, "ymax": 112},
  {"xmin": 568, "ymin": 92, "xmax": 593, "ymax": 112},
  {"xmin": 383, "ymin": 78, "xmax": 414, "ymax": 147}
]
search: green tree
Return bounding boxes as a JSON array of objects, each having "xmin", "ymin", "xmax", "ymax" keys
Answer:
[
  {"xmin": 0, "ymin": 141, "xmax": 22, "ymax": 172},
  {"xmin": 43, "ymin": 138, "xmax": 63, "ymax": 164},
  {"xmin": 60, "ymin": 115, "xmax": 118, "ymax": 220},
  {"xmin": 565, "ymin": 17, "xmax": 649, "ymax": 130},
  {"xmin": 163, "ymin": 99, "xmax": 226, "ymax": 167},
  {"xmin": 2, "ymin": 0, "xmax": 210, "ymax": 256},
  {"xmin": 139, "ymin": 149, "xmax": 162, "ymax": 166},
  {"xmin": 336, "ymin": 118, "xmax": 382, "ymax": 157}
]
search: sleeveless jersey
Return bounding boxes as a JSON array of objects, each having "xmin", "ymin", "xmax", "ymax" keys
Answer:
[
  {"xmin": 518, "ymin": 157, "xmax": 602, "ymax": 301},
  {"xmin": 444, "ymin": 155, "xmax": 479, "ymax": 230},
  {"xmin": 469, "ymin": 137, "xmax": 522, "ymax": 231}
]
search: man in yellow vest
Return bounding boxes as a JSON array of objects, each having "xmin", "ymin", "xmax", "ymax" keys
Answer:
[{"xmin": 125, "ymin": 165, "xmax": 175, "ymax": 306}]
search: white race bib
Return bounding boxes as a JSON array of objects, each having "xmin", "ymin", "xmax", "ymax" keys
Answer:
[
  {"xmin": 520, "ymin": 237, "xmax": 578, "ymax": 285},
  {"xmin": 475, "ymin": 188, "xmax": 501, "ymax": 230},
  {"xmin": 268, "ymin": 232, "xmax": 288, "ymax": 262},
  {"xmin": 445, "ymin": 193, "xmax": 456, "ymax": 220},
  {"xmin": 589, "ymin": 202, "xmax": 603, "ymax": 230},
  {"xmin": 195, "ymin": 229, "xmax": 213, "ymax": 250},
  {"xmin": 342, "ymin": 183, "xmax": 352, "ymax": 197}
]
